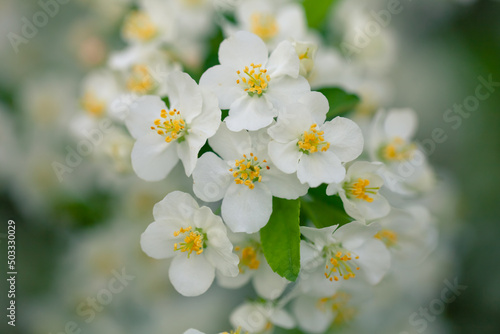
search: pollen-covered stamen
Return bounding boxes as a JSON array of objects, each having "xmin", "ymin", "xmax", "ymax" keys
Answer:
[
  {"xmin": 345, "ymin": 178, "xmax": 380, "ymax": 203},
  {"xmin": 317, "ymin": 292, "xmax": 356, "ymax": 325},
  {"xmin": 122, "ymin": 11, "xmax": 157, "ymax": 42},
  {"xmin": 250, "ymin": 12, "xmax": 279, "ymax": 41},
  {"xmin": 127, "ymin": 65, "xmax": 156, "ymax": 94},
  {"xmin": 229, "ymin": 153, "xmax": 269, "ymax": 190},
  {"xmin": 297, "ymin": 124, "xmax": 330, "ymax": 154},
  {"xmin": 375, "ymin": 229, "xmax": 398, "ymax": 248},
  {"xmin": 173, "ymin": 226, "xmax": 206, "ymax": 257},
  {"xmin": 382, "ymin": 137, "xmax": 416, "ymax": 162},
  {"xmin": 81, "ymin": 92, "xmax": 106, "ymax": 117},
  {"xmin": 324, "ymin": 251, "xmax": 360, "ymax": 282},
  {"xmin": 150, "ymin": 108, "xmax": 188, "ymax": 143},
  {"xmin": 234, "ymin": 244, "xmax": 261, "ymax": 273},
  {"xmin": 221, "ymin": 328, "xmax": 249, "ymax": 334},
  {"xmin": 236, "ymin": 63, "xmax": 271, "ymax": 96}
]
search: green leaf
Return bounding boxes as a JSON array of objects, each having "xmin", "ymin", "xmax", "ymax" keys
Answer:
[
  {"xmin": 260, "ymin": 198, "xmax": 301, "ymax": 282},
  {"xmin": 300, "ymin": 185, "xmax": 352, "ymax": 228},
  {"xmin": 318, "ymin": 87, "xmax": 361, "ymax": 119},
  {"xmin": 302, "ymin": 0, "xmax": 337, "ymax": 29}
]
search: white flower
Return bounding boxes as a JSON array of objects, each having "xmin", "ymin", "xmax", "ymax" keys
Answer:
[
  {"xmin": 292, "ymin": 290, "xmax": 358, "ymax": 333},
  {"xmin": 216, "ymin": 232, "xmax": 289, "ymax": 300},
  {"xmin": 233, "ymin": 0, "xmax": 309, "ymax": 49},
  {"xmin": 267, "ymin": 95, "xmax": 364, "ymax": 187},
  {"xmin": 125, "ymin": 71, "xmax": 221, "ymax": 181},
  {"xmin": 326, "ymin": 161, "xmax": 390, "ymax": 221},
  {"xmin": 291, "ymin": 39, "xmax": 318, "ymax": 79},
  {"xmin": 367, "ymin": 108, "xmax": 435, "ymax": 194},
  {"xmin": 373, "ymin": 205, "xmax": 438, "ymax": 266},
  {"xmin": 184, "ymin": 328, "xmax": 248, "ymax": 334},
  {"xmin": 299, "ymin": 222, "xmax": 391, "ymax": 297},
  {"xmin": 140, "ymin": 191, "xmax": 239, "ymax": 297},
  {"xmin": 199, "ymin": 31, "xmax": 310, "ymax": 131},
  {"xmin": 192, "ymin": 123, "xmax": 308, "ymax": 233},
  {"xmin": 230, "ymin": 301, "xmax": 295, "ymax": 334},
  {"xmin": 79, "ymin": 69, "xmax": 120, "ymax": 119}
]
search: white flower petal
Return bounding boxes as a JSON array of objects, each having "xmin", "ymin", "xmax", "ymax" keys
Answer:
[
  {"xmin": 384, "ymin": 108, "xmax": 418, "ymax": 141},
  {"xmin": 168, "ymin": 254, "xmax": 215, "ymax": 297},
  {"xmin": 189, "ymin": 88, "xmax": 221, "ymax": 138},
  {"xmin": 230, "ymin": 303, "xmax": 268, "ymax": 333},
  {"xmin": 183, "ymin": 329, "xmax": 205, "ymax": 334},
  {"xmin": 177, "ymin": 133, "xmax": 204, "ymax": 176},
  {"xmin": 266, "ymin": 40, "xmax": 300, "ymax": 78},
  {"xmin": 263, "ymin": 164, "xmax": 308, "ymax": 199},
  {"xmin": 265, "ymin": 75, "xmax": 310, "ymax": 110},
  {"xmin": 166, "ymin": 71, "xmax": 203, "ymax": 123},
  {"xmin": 204, "ymin": 229, "xmax": 240, "ymax": 277},
  {"xmin": 253, "ymin": 260, "xmax": 289, "ymax": 300},
  {"xmin": 352, "ymin": 194, "xmax": 391, "ymax": 221},
  {"xmin": 192, "ymin": 152, "xmax": 232, "ymax": 202},
  {"xmin": 297, "ymin": 91, "xmax": 329, "ymax": 125},
  {"xmin": 216, "ymin": 269, "xmax": 253, "ymax": 289},
  {"xmin": 297, "ymin": 151, "xmax": 345, "ymax": 187},
  {"xmin": 270, "ymin": 309, "xmax": 295, "ymax": 329},
  {"xmin": 334, "ymin": 221, "xmax": 379, "ymax": 250},
  {"xmin": 221, "ymin": 183, "xmax": 272, "ymax": 233},
  {"xmin": 219, "ymin": 31, "xmax": 269, "ymax": 70},
  {"xmin": 199, "ymin": 65, "xmax": 243, "ymax": 109},
  {"xmin": 125, "ymin": 95, "xmax": 166, "ymax": 139},
  {"xmin": 226, "ymin": 95, "xmax": 275, "ymax": 131},
  {"xmin": 153, "ymin": 191, "xmax": 199, "ymax": 223},
  {"xmin": 293, "ymin": 295, "xmax": 334, "ymax": 333},
  {"xmin": 208, "ymin": 122, "xmax": 252, "ymax": 160},
  {"xmin": 268, "ymin": 140, "xmax": 301, "ymax": 174},
  {"xmin": 322, "ymin": 117, "xmax": 364, "ymax": 162},
  {"xmin": 140, "ymin": 221, "xmax": 179, "ymax": 259},
  {"xmin": 354, "ymin": 238, "xmax": 391, "ymax": 285},
  {"xmin": 131, "ymin": 133, "xmax": 179, "ymax": 181}
]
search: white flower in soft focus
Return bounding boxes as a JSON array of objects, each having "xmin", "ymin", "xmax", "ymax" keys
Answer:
[
  {"xmin": 368, "ymin": 108, "xmax": 435, "ymax": 194},
  {"xmin": 121, "ymin": 0, "xmax": 175, "ymax": 45},
  {"xmin": 291, "ymin": 39, "xmax": 318, "ymax": 79},
  {"xmin": 292, "ymin": 289, "xmax": 359, "ymax": 333},
  {"xmin": 267, "ymin": 94, "xmax": 364, "ymax": 187},
  {"xmin": 184, "ymin": 328, "xmax": 248, "ymax": 334},
  {"xmin": 299, "ymin": 222, "xmax": 391, "ymax": 297},
  {"xmin": 192, "ymin": 123, "xmax": 308, "ymax": 233},
  {"xmin": 140, "ymin": 191, "xmax": 239, "ymax": 296},
  {"xmin": 373, "ymin": 205, "xmax": 438, "ymax": 266},
  {"xmin": 233, "ymin": 0, "xmax": 309, "ymax": 49},
  {"xmin": 216, "ymin": 232, "xmax": 289, "ymax": 300},
  {"xmin": 230, "ymin": 301, "xmax": 295, "ymax": 333},
  {"xmin": 199, "ymin": 31, "xmax": 310, "ymax": 131},
  {"xmin": 326, "ymin": 161, "xmax": 390, "ymax": 221},
  {"xmin": 125, "ymin": 71, "xmax": 220, "ymax": 181},
  {"xmin": 79, "ymin": 69, "xmax": 120, "ymax": 119}
]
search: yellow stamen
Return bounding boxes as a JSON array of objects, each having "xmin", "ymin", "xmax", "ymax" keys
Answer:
[
  {"xmin": 324, "ymin": 250, "xmax": 359, "ymax": 282},
  {"xmin": 297, "ymin": 124, "xmax": 330, "ymax": 154},
  {"xmin": 231, "ymin": 153, "xmax": 268, "ymax": 190},
  {"xmin": 81, "ymin": 92, "xmax": 106, "ymax": 117},
  {"xmin": 374, "ymin": 229, "xmax": 398, "ymax": 248},
  {"xmin": 346, "ymin": 178, "xmax": 380, "ymax": 202},
  {"xmin": 173, "ymin": 226, "xmax": 205, "ymax": 257},
  {"xmin": 250, "ymin": 12, "xmax": 279, "ymax": 41},
  {"xmin": 382, "ymin": 137, "xmax": 416, "ymax": 161},
  {"xmin": 127, "ymin": 65, "xmax": 155, "ymax": 94},
  {"xmin": 150, "ymin": 107, "xmax": 188, "ymax": 143},
  {"xmin": 236, "ymin": 63, "xmax": 271, "ymax": 96},
  {"xmin": 122, "ymin": 11, "xmax": 157, "ymax": 42}
]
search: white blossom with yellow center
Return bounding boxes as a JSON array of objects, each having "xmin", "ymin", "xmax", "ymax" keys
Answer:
[
  {"xmin": 140, "ymin": 191, "xmax": 239, "ymax": 297},
  {"xmin": 192, "ymin": 123, "xmax": 308, "ymax": 233},
  {"xmin": 268, "ymin": 94, "xmax": 364, "ymax": 187},
  {"xmin": 230, "ymin": 301, "xmax": 295, "ymax": 333},
  {"xmin": 125, "ymin": 71, "xmax": 221, "ymax": 181},
  {"xmin": 326, "ymin": 161, "xmax": 390, "ymax": 222},
  {"xmin": 299, "ymin": 222, "xmax": 391, "ymax": 297},
  {"xmin": 200, "ymin": 31, "xmax": 310, "ymax": 132}
]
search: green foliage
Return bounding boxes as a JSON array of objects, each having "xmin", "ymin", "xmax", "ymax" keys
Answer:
[
  {"xmin": 318, "ymin": 87, "xmax": 361, "ymax": 120},
  {"xmin": 260, "ymin": 198, "xmax": 301, "ymax": 282},
  {"xmin": 302, "ymin": 0, "xmax": 338, "ymax": 30},
  {"xmin": 301, "ymin": 185, "xmax": 352, "ymax": 228}
]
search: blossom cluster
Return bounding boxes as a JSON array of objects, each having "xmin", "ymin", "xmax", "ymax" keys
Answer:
[{"xmin": 69, "ymin": 1, "xmax": 441, "ymax": 333}]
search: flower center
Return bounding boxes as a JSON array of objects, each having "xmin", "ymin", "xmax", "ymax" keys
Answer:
[
  {"xmin": 298, "ymin": 124, "xmax": 330, "ymax": 154},
  {"xmin": 234, "ymin": 244, "xmax": 261, "ymax": 273},
  {"xmin": 250, "ymin": 13, "xmax": 279, "ymax": 41},
  {"xmin": 374, "ymin": 229, "xmax": 398, "ymax": 248},
  {"xmin": 81, "ymin": 92, "xmax": 106, "ymax": 117},
  {"xmin": 127, "ymin": 65, "xmax": 156, "ymax": 94},
  {"xmin": 345, "ymin": 178, "xmax": 380, "ymax": 203},
  {"xmin": 173, "ymin": 226, "xmax": 205, "ymax": 257},
  {"xmin": 317, "ymin": 292, "xmax": 356, "ymax": 325},
  {"xmin": 222, "ymin": 328, "xmax": 248, "ymax": 334},
  {"xmin": 236, "ymin": 63, "xmax": 271, "ymax": 96},
  {"xmin": 150, "ymin": 108, "xmax": 188, "ymax": 143},
  {"xmin": 324, "ymin": 250, "xmax": 360, "ymax": 282},
  {"xmin": 229, "ymin": 153, "xmax": 269, "ymax": 190},
  {"xmin": 382, "ymin": 137, "xmax": 416, "ymax": 162},
  {"xmin": 122, "ymin": 11, "xmax": 157, "ymax": 42}
]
